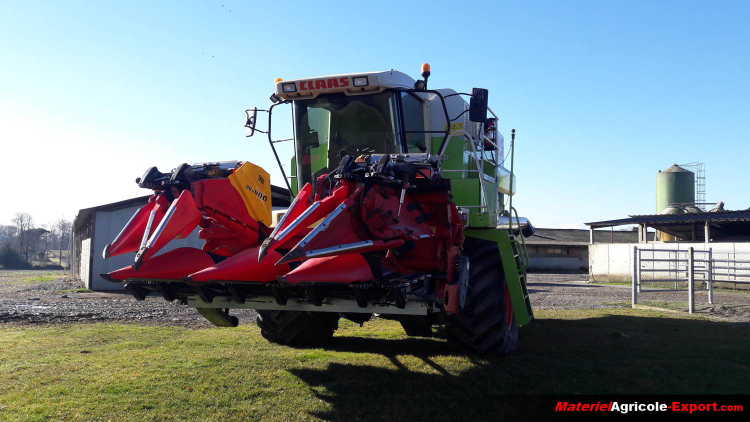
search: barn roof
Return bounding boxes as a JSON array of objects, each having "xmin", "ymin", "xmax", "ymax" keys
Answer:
[
  {"xmin": 585, "ymin": 210, "xmax": 750, "ymax": 242},
  {"xmin": 525, "ymin": 227, "xmax": 649, "ymax": 245}
]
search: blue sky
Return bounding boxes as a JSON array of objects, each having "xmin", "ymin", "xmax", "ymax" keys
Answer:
[{"xmin": 1, "ymin": 1, "xmax": 748, "ymax": 228}]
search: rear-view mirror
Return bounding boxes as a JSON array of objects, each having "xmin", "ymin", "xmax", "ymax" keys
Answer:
[
  {"xmin": 469, "ymin": 88, "xmax": 488, "ymax": 123},
  {"xmin": 244, "ymin": 108, "xmax": 258, "ymax": 137}
]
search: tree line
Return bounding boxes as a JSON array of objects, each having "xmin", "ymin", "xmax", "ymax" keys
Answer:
[{"xmin": 0, "ymin": 212, "xmax": 72, "ymax": 269}]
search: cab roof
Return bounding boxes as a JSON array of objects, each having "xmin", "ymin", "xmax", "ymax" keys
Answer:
[{"xmin": 275, "ymin": 70, "xmax": 416, "ymax": 100}]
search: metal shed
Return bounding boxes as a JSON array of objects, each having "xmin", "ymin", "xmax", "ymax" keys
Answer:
[
  {"xmin": 525, "ymin": 228, "xmax": 646, "ymax": 272},
  {"xmin": 586, "ymin": 210, "xmax": 750, "ymax": 243}
]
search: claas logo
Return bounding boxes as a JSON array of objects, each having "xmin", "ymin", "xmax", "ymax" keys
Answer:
[
  {"xmin": 257, "ymin": 174, "xmax": 265, "ymax": 185},
  {"xmin": 299, "ymin": 77, "xmax": 350, "ymax": 90}
]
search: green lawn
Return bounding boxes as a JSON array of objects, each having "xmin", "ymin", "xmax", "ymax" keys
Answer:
[
  {"xmin": 592, "ymin": 280, "xmax": 750, "ymax": 296},
  {"xmin": 56, "ymin": 288, "xmax": 93, "ymax": 294},
  {"xmin": 0, "ymin": 270, "xmax": 67, "ymax": 286},
  {"xmin": 18, "ymin": 273, "xmax": 62, "ymax": 284},
  {"xmin": 0, "ymin": 308, "xmax": 748, "ymax": 421}
]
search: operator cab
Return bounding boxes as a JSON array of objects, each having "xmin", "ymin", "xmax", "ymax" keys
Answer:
[
  {"xmin": 293, "ymin": 90, "xmax": 432, "ymax": 186},
  {"xmin": 271, "ymin": 70, "xmax": 439, "ymax": 187},
  {"xmin": 245, "ymin": 68, "xmax": 498, "ymax": 206}
]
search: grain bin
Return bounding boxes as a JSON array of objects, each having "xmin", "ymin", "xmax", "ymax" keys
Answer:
[{"xmin": 656, "ymin": 164, "xmax": 695, "ymax": 213}]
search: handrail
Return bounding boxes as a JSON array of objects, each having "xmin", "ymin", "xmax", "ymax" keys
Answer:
[
  {"xmin": 462, "ymin": 134, "xmax": 488, "ymax": 211},
  {"xmin": 511, "ymin": 206, "xmax": 529, "ymax": 268}
]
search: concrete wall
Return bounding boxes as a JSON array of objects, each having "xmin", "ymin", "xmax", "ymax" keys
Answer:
[
  {"xmin": 88, "ymin": 205, "xmax": 204, "ymax": 291},
  {"xmin": 79, "ymin": 238, "xmax": 91, "ymax": 286},
  {"xmin": 588, "ymin": 244, "xmax": 634, "ymax": 282},
  {"xmin": 528, "ymin": 257, "xmax": 586, "ymax": 272},
  {"xmin": 589, "ymin": 242, "xmax": 750, "ymax": 283},
  {"xmin": 526, "ymin": 244, "xmax": 588, "ymax": 272}
]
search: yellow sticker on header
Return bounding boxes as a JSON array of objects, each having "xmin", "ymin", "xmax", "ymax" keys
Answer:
[{"xmin": 228, "ymin": 162, "xmax": 272, "ymax": 227}]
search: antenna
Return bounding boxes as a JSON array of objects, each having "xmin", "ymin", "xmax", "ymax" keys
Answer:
[{"xmin": 508, "ymin": 129, "xmax": 516, "ymax": 219}]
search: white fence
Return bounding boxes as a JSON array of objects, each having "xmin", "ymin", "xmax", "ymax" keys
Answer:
[
  {"xmin": 631, "ymin": 245, "xmax": 750, "ymax": 313},
  {"xmin": 590, "ymin": 242, "xmax": 750, "ymax": 284}
]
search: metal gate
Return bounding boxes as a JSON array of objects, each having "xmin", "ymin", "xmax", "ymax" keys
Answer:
[{"xmin": 632, "ymin": 246, "xmax": 750, "ymax": 313}]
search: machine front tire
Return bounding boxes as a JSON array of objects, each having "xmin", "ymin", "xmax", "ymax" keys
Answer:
[
  {"xmin": 447, "ymin": 238, "xmax": 519, "ymax": 356},
  {"xmin": 256, "ymin": 310, "xmax": 339, "ymax": 347}
]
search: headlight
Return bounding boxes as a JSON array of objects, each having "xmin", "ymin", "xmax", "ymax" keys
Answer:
[
  {"xmin": 281, "ymin": 82, "xmax": 297, "ymax": 93},
  {"xmin": 352, "ymin": 76, "xmax": 369, "ymax": 87}
]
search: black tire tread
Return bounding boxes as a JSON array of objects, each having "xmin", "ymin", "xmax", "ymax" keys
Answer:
[
  {"xmin": 256, "ymin": 310, "xmax": 339, "ymax": 347},
  {"xmin": 447, "ymin": 237, "xmax": 519, "ymax": 355}
]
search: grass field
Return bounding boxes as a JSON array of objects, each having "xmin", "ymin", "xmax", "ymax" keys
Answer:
[
  {"xmin": 0, "ymin": 270, "xmax": 67, "ymax": 286},
  {"xmin": 1, "ymin": 308, "xmax": 748, "ymax": 421}
]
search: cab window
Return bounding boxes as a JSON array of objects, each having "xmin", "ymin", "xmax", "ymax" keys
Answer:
[
  {"xmin": 294, "ymin": 92, "xmax": 398, "ymax": 186},
  {"xmin": 400, "ymin": 92, "xmax": 427, "ymax": 152}
]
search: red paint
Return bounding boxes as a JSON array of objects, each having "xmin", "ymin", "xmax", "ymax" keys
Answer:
[
  {"xmin": 192, "ymin": 178, "xmax": 262, "ymax": 256},
  {"xmin": 265, "ymin": 182, "xmax": 353, "ymax": 254},
  {"xmin": 104, "ymin": 194, "xmax": 168, "ymax": 258},
  {"xmin": 106, "ymin": 247, "xmax": 214, "ymax": 281},
  {"xmin": 139, "ymin": 190, "xmax": 202, "ymax": 262},
  {"xmin": 283, "ymin": 254, "xmax": 374, "ymax": 284},
  {"xmin": 298, "ymin": 77, "xmax": 350, "ymax": 91},
  {"xmin": 105, "ymin": 157, "xmax": 470, "ymax": 312},
  {"xmin": 188, "ymin": 246, "xmax": 288, "ymax": 283},
  {"xmin": 444, "ymin": 283, "xmax": 460, "ymax": 314},
  {"xmin": 273, "ymin": 183, "xmax": 313, "ymax": 234}
]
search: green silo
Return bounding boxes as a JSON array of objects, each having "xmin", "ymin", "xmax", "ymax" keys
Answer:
[{"xmin": 656, "ymin": 164, "xmax": 695, "ymax": 213}]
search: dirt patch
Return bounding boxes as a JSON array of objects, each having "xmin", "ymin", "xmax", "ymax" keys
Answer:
[
  {"xmin": 2, "ymin": 270, "xmax": 750, "ymax": 327},
  {"xmin": 525, "ymin": 274, "xmax": 750, "ymax": 323},
  {"xmin": 0, "ymin": 270, "xmax": 257, "ymax": 328},
  {"xmin": 526, "ymin": 273, "xmax": 630, "ymax": 310}
]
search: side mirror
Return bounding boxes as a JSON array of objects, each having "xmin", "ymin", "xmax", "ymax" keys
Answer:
[
  {"xmin": 244, "ymin": 108, "xmax": 258, "ymax": 137},
  {"xmin": 468, "ymin": 88, "xmax": 489, "ymax": 123}
]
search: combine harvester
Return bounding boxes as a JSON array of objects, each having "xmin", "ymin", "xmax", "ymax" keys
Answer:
[{"xmin": 102, "ymin": 64, "xmax": 534, "ymax": 355}]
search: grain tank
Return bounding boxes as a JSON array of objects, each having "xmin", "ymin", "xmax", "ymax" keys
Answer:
[
  {"xmin": 656, "ymin": 164, "xmax": 695, "ymax": 241},
  {"xmin": 656, "ymin": 164, "xmax": 695, "ymax": 213}
]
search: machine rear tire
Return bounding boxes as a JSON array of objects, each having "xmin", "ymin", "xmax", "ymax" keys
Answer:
[
  {"xmin": 256, "ymin": 310, "xmax": 339, "ymax": 347},
  {"xmin": 447, "ymin": 238, "xmax": 519, "ymax": 356}
]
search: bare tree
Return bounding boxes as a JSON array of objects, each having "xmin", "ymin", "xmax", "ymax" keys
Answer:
[
  {"xmin": 53, "ymin": 218, "xmax": 72, "ymax": 268},
  {"xmin": 40, "ymin": 224, "xmax": 50, "ymax": 258},
  {"xmin": 0, "ymin": 225, "xmax": 16, "ymax": 246},
  {"xmin": 12, "ymin": 212, "xmax": 34, "ymax": 261}
]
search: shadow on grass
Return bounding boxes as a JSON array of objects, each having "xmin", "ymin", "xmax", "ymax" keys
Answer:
[
  {"xmin": 322, "ymin": 335, "xmax": 473, "ymax": 376},
  {"xmin": 324, "ymin": 334, "xmax": 461, "ymax": 356},
  {"xmin": 291, "ymin": 314, "xmax": 750, "ymax": 421}
]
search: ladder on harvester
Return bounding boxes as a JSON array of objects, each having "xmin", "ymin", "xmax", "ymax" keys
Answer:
[
  {"xmin": 509, "ymin": 217, "xmax": 534, "ymax": 320},
  {"xmin": 505, "ymin": 129, "xmax": 533, "ymax": 320}
]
